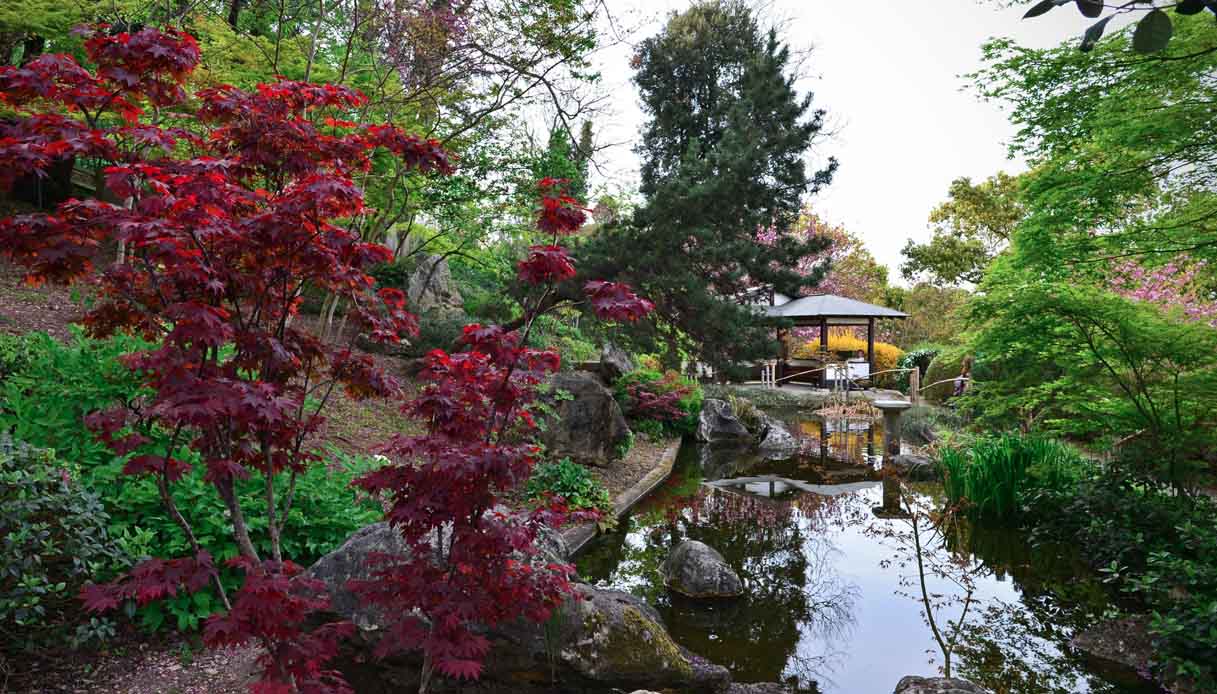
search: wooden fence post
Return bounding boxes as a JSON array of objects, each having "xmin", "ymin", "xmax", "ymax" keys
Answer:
[{"xmin": 909, "ymin": 368, "xmax": 921, "ymax": 405}]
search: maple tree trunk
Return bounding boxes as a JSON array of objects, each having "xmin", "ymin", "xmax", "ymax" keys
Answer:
[
  {"xmin": 216, "ymin": 476, "xmax": 261, "ymax": 562},
  {"xmin": 418, "ymin": 652, "xmax": 435, "ymax": 694}
]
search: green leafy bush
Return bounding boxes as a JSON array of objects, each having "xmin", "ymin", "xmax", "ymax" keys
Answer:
[
  {"xmin": 525, "ymin": 458, "xmax": 611, "ymax": 515},
  {"xmin": 0, "ymin": 331, "xmax": 385, "ymax": 632},
  {"xmin": 0, "ymin": 435, "xmax": 127, "ymax": 651},
  {"xmin": 400, "ymin": 309, "xmax": 472, "ymax": 359},
  {"xmin": 614, "ymin": 368, "xmax": 703, "ymax": 436},
  {"xmin": 1025, "ymin": 475, "xmax": 1217, "ymax": 688},
  {"xmin": 0, "ymin": 333, "xmax": 40, "ymax": 384},
  {"xmin": 938, "ymin": 433, "xmax": 1090, "ymax": 520},
  {"xmin": 367, "ymin": 256, "xmax": 419, "ymax": 289},
  {"xmin": 896, "ymin": 344, "xmax": 943, "ymax": 391}
]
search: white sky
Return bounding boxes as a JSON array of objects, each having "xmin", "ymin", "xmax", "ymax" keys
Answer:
[{"xmin": 586, "ymin": 0, "xmax": 1107, "ymax": 283}]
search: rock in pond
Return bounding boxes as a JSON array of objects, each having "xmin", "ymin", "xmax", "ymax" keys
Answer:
[
  {"xmin": 308, "ymin": 523, "xmax": 729, "ymax": 692},
  {"xmin": 537, "ymin": 372, "xmax": 631, "ymax": 466},
  {"xmin": 887, "ymin": 453, "xmax": 937, "ymax": 480},
  {"xmin": 696, "ymin": 399, "xmax": 751, "ymax": 443},
  {"xmin": 663, "ymin": 540, "xmax": 744, "ymax": 599},
  {"xmin": 756, "ymin": 413, "xmax": 799, "ymax": 455},
  {"xmin": 598, "ymin": 343, "xmax": 635, "ymax": 385},
  {"xmin": 894, "ymin": 676, "xmax": 989, "ymax": 694}
]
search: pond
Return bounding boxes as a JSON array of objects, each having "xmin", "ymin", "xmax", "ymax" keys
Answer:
[{"xmin": 576, "ymin": 412, "xmax": 1160, "ymax": 694}]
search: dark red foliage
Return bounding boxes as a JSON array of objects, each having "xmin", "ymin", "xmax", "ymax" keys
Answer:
[
  {"xmin": 80, "ymin": 552, "xmax": 216, "ymax": 612},
  {"xmin": 0, "ymin": 24, "xmax": 653, "ymax": 694},
  {"xmin": 584, "ymin": 280, "xmax": 655, "ymax": 322},
  {"xmin": 0, "ymin": 25, "xmax": 449, "ymax": 694},
  {"xmin": 517, "ymin": 244, "xmax": 576, "ymax": 285},
  {"xmin": 535, "ymin": 177, "xmax": 586, "ymax": 236},
  {"xmin": 205, "ymin": 559, "xmax": 355, "ymax": 694},
  {"xmin": 623, "ymin": 376, "xmax": 693, "ymax": 423}
]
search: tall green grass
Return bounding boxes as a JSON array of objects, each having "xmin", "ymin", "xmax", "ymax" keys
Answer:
[{"xmin": 938, "ymin": 434, "xmax": 1090, "ymax": 521}]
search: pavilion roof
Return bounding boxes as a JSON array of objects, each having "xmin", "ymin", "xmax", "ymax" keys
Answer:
[{"xmin": 762, "ymin": 293, "xmax": 907, "ymax": 320}]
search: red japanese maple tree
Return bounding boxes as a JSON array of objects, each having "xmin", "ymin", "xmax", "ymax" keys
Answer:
[{"xmin": 0, "ymin": 26, "xmax": 653, "ymax": 694}]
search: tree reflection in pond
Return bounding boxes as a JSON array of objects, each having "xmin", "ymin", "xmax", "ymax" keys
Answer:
[{"xmin": 578, "ymin": 434, "xmax": 1157, "ymax": 693}]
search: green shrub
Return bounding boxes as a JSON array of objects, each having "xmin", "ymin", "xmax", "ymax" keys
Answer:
[
  {"xmin": 896, "ymin": 344, "xmax": 943, "ymax": 391},
  {"xmin": 0, "ymin": 331, "xmax": 385, "ymax": 632},
  {"xmin": 0, "ymin": 333, "xmax": 40, "ymax": 384},
  {"xmin": 0, "ymin": 435, "xmax": 127, "ymax": 651},
  {"xmin": 400, "ymin": 309, "xmax": 471, "ymax": 359},
  {"xmin": 614, "ymin": 368, "xmax": 704, "ymax": 436},
  {"xmin": 938, "ymin": 433, "xmax": 1090, "ymax": 520},
  {"xmin": 923, "ymin": 345, "xmax": 971, "ymax": 404},
  {"xmin": 367, "ymin": 257, "xmax": 419, "ymax": 289},
  {"xmin": 632, "ymin": 418, "xmax": 666, "ymax": 440},
  {"xmin": 1025, "ymin": 475, "xmax": 1217, "ymax": 688},
  {"xmin": 525, "ymin": 458, "xmax": 612, "ymax": 515}
]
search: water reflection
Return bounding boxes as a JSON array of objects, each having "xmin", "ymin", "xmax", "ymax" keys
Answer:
[{"xmin": 577, "ymin": 417, "xmax": 1161, "ymax": 694}]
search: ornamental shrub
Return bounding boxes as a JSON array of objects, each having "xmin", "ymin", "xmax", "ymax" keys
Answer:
[
  {"xmin": 792, "ymin": 328, "xmax": 904, "ymax": 379},
  {"xmin": 525, "ymin": 458, "xmax": 612, "ymax": 516},
  {"xmin": 895, "ymin": 344, "xmax": 943, "ymax": 391},
  {"xmin": 614, "ymin": 368, "xmax": 703, "ymax": 436},
  {"xmin": 0, "ymin": 434, "xmax": 126, "ymax": 652}
]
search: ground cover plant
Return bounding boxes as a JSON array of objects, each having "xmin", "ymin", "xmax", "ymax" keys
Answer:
[{"xmin": 524, "ymin": 458, "xmax": 612, "ymax": 516}]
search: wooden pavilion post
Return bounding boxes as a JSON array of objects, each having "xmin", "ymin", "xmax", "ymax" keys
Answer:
[
  {"xmin": 867, "ymin": 317, "xmax": 876, "ymax": 379},
  {"xmin": 776, "ymin": 327, "xmax": 787, "ymax": 388},
  {"xmin": 819, "ymin": 317, "xmax": 829, "ymax": 387}
]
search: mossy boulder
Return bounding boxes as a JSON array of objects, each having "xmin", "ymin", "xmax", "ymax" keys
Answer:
[{"xmin": 922, "ymin": 345, "xmax": 970, "ymax": 404}]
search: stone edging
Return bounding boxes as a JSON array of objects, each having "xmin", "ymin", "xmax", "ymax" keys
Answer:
[{"xmin": 562, "ymin": 436, "xmax": 684, "ymax": 556}]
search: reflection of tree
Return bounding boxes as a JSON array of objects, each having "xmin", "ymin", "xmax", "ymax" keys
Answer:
[
  {"xmin": 661, "ymin": 488, "xmax": 858, "ymax": 687},
  {"xmin": 941, "ymin": 524, "xmax": 1124, "ymax": 694}
]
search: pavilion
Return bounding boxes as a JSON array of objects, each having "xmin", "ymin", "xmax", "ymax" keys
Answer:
[{"xmin": 760, "ymin": 292, "xmax": 907, "ymax": 387}]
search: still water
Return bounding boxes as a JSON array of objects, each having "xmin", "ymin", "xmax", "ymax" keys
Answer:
[{"xmin": 576, "ymin": 414, "xmax": 1159, "ymax": 694}]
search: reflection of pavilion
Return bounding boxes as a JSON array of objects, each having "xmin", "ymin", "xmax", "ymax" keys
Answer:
[{"xmin": 705, "ymin": 476, "xmax": 878, "ymax": 500}]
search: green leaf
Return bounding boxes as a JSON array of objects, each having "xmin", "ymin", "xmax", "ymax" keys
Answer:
[
  {"xmin": 1023, "ymin": 0, "xmax": 1069, "ymax": 19},
  {"xmin": 1074, "ymin": 0, "xmax": 1102, "ymax": 19},
  {"xmin": 1133, "ymin": 9, "xmax": 1173, "ymax": 53},
  {"xmin": 1080, "ymin": 15, "xmax": 1114, "ymax": 52},
  {"xmin": 1175, "ymin": 0, "xmax": 1206, "ymax": 15}
]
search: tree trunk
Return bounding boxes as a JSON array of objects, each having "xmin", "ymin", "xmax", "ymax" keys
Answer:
[{"xmin": 227, "ymin": 0, "xmax": 244, "ymax": 28}]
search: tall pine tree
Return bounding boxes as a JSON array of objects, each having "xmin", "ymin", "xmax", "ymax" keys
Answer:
[{"xmin": 579, "ymin": 0, "xmax": 837, "ymax": 372}]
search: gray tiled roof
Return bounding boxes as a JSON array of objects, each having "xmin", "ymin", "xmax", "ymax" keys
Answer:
[{"xmin": 763, "ymin": 293, "xmax": 907, "ymax": 319}]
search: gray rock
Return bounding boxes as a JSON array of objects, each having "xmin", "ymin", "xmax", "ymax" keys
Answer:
[
  {"xmin": 756, "ymin": 414, "xmax": 799, "ymax": 454},
  {"xmin": 537, "ymin": 372, "xmax": 631, "ymax": 466},
  {"xmin": 485, "ymin": 583, "xmax": 718, "ymax": 690},
  {"xmin": 407, "ymin": 254, "xmax": 464, "ymax": 314},
  {"xmin": 728, "ymin": 684, "xmax": 793, "ymax": 694},
  {"xmin": 598, "ymin": 343, "xmax": 635, "ymax": 384},
  {"xmin": 304, "ymin": 522, "xmax": 410, "ymax": 630},
  {"xmin": 893, "ymin": 676, "xmax": 988, "ymax": 694},
  {"xmin": 696, "ymin": 399, "xmax": 751, "ymax": 443},
  {"xmin": 307, "ymin": 518, "xmax": 567, "ymax": 630},
  {"xmin": 309, "ymin": 524, "xmax": 720, "ymax": 691},
  {"xmin": 662, "ymin": 540, "xmax": 744, "ymax": 599},
  {"xmin": 888, "ymin": 453, "xmax": 937, "ymax": 481}
]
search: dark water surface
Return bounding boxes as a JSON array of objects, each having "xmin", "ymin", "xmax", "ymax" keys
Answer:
[{"xmin": 576, "ymin": 415, "xmax": 1159, "ymax": 694}]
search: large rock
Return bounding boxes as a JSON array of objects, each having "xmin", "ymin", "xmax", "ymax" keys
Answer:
[
  {"xmin": 893, "ymin": 676, "xmax": 988, "ymax": 694},
  {"xmin": 696, "ymin": 399, "xmax": 750, "ymax": 443},
  {"xmin": 887, "ymin": 453, "xmax": 937, "ymax": 481},
  {"xmin": 407, "ymin": 254, "xmax": 464, "ymax": 314},
  {"xmin": 662, "ymin": 540, "xmax": 744, "ymax": 599},
  {"xmin": 598, "ymin": 343, "xmax": 635, "ymax": 385},
  {"xmin": 537, "ymin": 372, "xmax": 631, "ymax": 466},
  {"xmin": 486, "ymin": 583, "xmax": 729, "ymax": 690},
  {"xmin": 756, "ymin": 414, "xmax": 799, "ymax": 456},
  {"xmin": 308, "ymin": 523, "xmax": 730, "ymax": 691}
]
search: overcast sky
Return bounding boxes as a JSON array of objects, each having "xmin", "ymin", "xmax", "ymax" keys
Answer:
[{"xmin": 586, "ymin": 0, "xmax": 1105, "ymax": 283}]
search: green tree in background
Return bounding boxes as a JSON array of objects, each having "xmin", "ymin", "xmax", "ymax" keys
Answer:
[
  {"xmin": 901, "ymin": 173, "xmax": 1023, "ymax": 286},
  {"xmin": 578, "ymin": 0, "xmax": 837, "ymax": 373}
]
